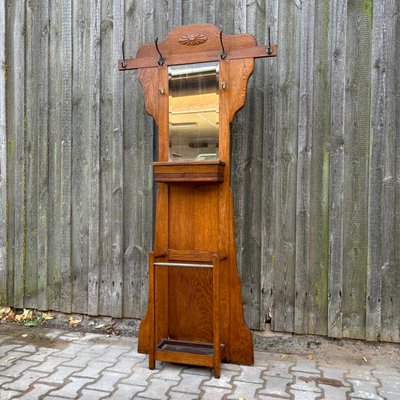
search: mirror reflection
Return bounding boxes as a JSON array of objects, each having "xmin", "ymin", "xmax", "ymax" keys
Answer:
[{"xmin": 168, "ymin": 62, "xmax": 219, "ymax": 161}]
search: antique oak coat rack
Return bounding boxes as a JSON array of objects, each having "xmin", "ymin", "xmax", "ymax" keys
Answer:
[{"xmin": 119, "ymin": 24, "xmax": 277, "ymax": 378}]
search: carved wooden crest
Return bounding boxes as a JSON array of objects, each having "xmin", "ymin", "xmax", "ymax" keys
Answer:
[{"xmin": 179, "ymin": 33, "xmax": 208, "ymax": 46}]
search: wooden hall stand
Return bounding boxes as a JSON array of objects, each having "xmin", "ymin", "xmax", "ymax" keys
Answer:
[{"xmin": 118, "ymin": 24, "xmax": 277, "ymax": 378}]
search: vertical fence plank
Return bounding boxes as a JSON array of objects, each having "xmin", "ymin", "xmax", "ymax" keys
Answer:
[
  {"xmin": 327, "ymin": 0, "xmax": 347, "ymax": 339},
  {"xmin": 0, "ymin": 0, "xmax": 6, "ymax": 305},
  {"xmin": 25, "ymin": 0, "xmax": 40, "ymax": 309},
  {"xmin": 307, "ymin": 0, "xmax": 330, "ymax": 336},
  {"xmin": 10, "ymin": 0, "xmax": 25, "ymax": 309},
  {"xmin": 123, "ymin": 0, "xmax": 146, "ymax": 318},
  {"xmin": 60, "ymin": 0, "xmax": 73, "ymax": 313},
  {"xmin": 87, "ymin": 0, "xmax": 101, "ymax": 316},
  {"xmin": 99, "ymin": 0, "xmax": 113, "ymax": 317},
  {"xmin": 294, "ymin": 0, "xmax": 314, "ymax": 335},
  {"xmin": 71, "ymin": 0, "xmax": 90, "ymax": 314},
  {"xmin": 111, "ymin": 0, "xmax": 125, "ymax": 317},
  {"xmin": 261, "ymin": 0, "xmax": 279, "ymax": 329},
  {"xmin": 272, "ymin": 0, "xmax": 300, "ymax": 333},
  {"xmin": 379, "ymin": 0, "xmax": 400, "ymax": 342},
  {"xmin": 47, "ymin": 1, "xmax": 62, "ymax": 311},
  {"xmin": 367, "ymin": 0, "xmax": 385, "ymax": 341},
  {"xmin": 342, "ymin": 0, "xmax": 372, "ymax": 339},
  {"xmin": 37, "ymin": 0, "xmax": 49, "ymax": 311}
]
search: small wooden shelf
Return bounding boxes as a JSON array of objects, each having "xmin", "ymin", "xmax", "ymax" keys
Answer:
[
  {"xmin": 155, "ymin": 339, "xmax": 225, "ymax": 368},
  {"xmin": 153, "ymin": 161, "xmax": 225, "ymax": 183}
]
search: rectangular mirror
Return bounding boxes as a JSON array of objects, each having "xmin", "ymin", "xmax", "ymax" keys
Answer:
[{"xmin": 168, "ymin": 62, "xmax": 219, "ymax": 161}]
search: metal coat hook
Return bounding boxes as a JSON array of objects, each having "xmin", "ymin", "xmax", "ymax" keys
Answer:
[
  {"xmin": 219, "ymin": 30, "xmax": 227, "ymax": 59},
  {"xmin": 121, "ymin": 39, "xmax": 127, "ymax": 68},
  {"xmin": 155, "ymin": 37, "xmax": 165, "ymax": 66},
  {"xmin": 267, "ymin": 25, "xmax": 273, "ymax": 55}
]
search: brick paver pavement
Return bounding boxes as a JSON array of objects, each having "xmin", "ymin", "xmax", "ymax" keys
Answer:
[{"xmin": 0, "ymin": 329, "xmax": 399, "ymax": 399}]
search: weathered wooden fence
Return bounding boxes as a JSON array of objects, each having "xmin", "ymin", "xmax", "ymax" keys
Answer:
[{"xmin": 0, "ymin": 0, "xmax": 399, "ymax": 342}]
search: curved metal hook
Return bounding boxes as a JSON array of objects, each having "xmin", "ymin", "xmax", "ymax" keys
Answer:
[
  {"xmin": 155, "ymin": 37, "xmax": 165, "ymax": 66},
  {"xmin": 267, "ymin": 25, "xmax": 273, "ymax": 55},
  {"xmin": 219, "ymin": 30, "xmax": 227, "ymax": 59}
]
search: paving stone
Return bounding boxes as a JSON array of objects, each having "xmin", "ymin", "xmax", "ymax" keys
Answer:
[
  {"xmin": 320, "ymin": 383, "xmax": 351, "ymax": 400},
  {"xmin": 61, "ymin": 353, "xmax": 93, "ymax": 368},
  {"xmin": 39, "ymin": 366, "xmax": 78, "ymax": 385},
  {"xmin": 120, "ymin": 366, "xmax": 157, "ymax": 387},
  {"xmin": 226, "ymin": 381, "xmax": 263, "ymax": 399},
  {"xmin": 136, "ymin": 377, "xmax": 178, "ymax": 399},
  {"xmin": 289, "ymin": 372, "xmax": 322, "ymax": 393},
  {"xmin": 92, "ymin": 348, "xmax": 130, "ymax": 364},
  {"xmin": 22, "ymin": 347, "xmax": 59, "ymax": 362},
  {"xmin": 44, "ymin": 329, "xmax": 65, "ymax": 340},
  {"xmin": 200, "ymin": 386, "xmax": 232, "ymax": 400},
  {"xmin": 373, "ymin": 366, "xmax": 400, "ymax": 376},
  {"xmin": 48, "ymin": 377, "xmax": 94, "ymax": 398},
  {"xmin": 0, "ymin": 350, "xmax": 32, "ymax": 364},
  {"xmin": 86, "ymin": 371, "xmax": 127, "ymax": 392},
  {"xmin": 31, "ymin": 355, "xmax": 69, "ymax": 373},
  {"xmin": 318, "ymin": 365, "xmax": 349, "ymax": 385},
  {"xmin": 77, "ymin": 389, "xmax": 109, "ymax": 399},
  {"xmin": 151, "ymin": 363, "xmax": 183, "ymax": 381},
  {"xmin": 171, "ymin": 372, "xmax": 207, "ymax": 394},
  {"xmin": 0, "ymin": 376, "xmax": 14, "ymax": 386},
  {"xmin": 0, "ymin": 389, "xmax": 21, "ymax": 400},
  {"xmin": 220, "ymin": 363, "xmax": 242, "ymax": 372},
  {"xmin": 0, "ymin": 344, "xmax": 23, "ymax": 357},
  {"xmin": 56, "ymin": 343, "xmax": 88, "ymax": 358},
  {"xmin": 379, "ymin": 392, "xmax": 400, "ymax": 400},
  {"xmin": 258, "ymin": 375, "xmax": 291, "ymax": 398},
  {"xmin": 263, "ymin": 360, "xmax": 295, "ymax": 379},
  {"xmin": 234, "ymin": 365, "xmax": 265, "ymax": 383},
  {"xmin": 0, "ymin": 359, "xmax": 38, "ymax": 377},
  {"xmin": 105, "ymin": 383, "xmax": 145, "ymax": 399},
  {"xmin": 290, "ymin": 389, "xmax": 320, "ymax": 399},
  {"xmin": 3, "ymin": 370, "xmax": 48, "ymax": 391},
  {"xmin": 291, "ymin": 360, "xmax": 321, "ymax": 375},
  {"xmin": 168, "ymin": 391, "xmax": 198, "ymax": 400},
  {"xmin": 105, "ymin": 355, "xmax": 138, "ymax": 374},
  {"xmin": 73, "ymin": 361, "xmax": 114, "ymax": 379},
  {"xmin": 348, "ymin": 379, "xmax": 382, "ymax": 400},
  {"xmin": 378, "ymin": 379, "xmax": 400, "ymax": 394},
  {"xmin": 347, "ymin": 368, "xmax": 377, "ymax": 381},
  {"xmin": 202, "ymin": 369, "xmax": 239, "ymax": 389},
  {"xmin": 181, "ymin": 366, "xmax": 212, "ymax": 376},
  {"xmin": 18, "ymin": 383, "xmax": 55, "ymax": 399}
]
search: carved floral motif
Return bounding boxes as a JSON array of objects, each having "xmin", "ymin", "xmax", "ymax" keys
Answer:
[{"xmin": 178, "ymin": 33, "xmax": 208, "ymax": 46}]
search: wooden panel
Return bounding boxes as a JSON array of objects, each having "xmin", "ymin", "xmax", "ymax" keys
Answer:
[
  {"xmin": 47, "ymin": 0, "xmax": 63, "ymax": 311},
  {"xmin": 342, "ymin": 0, "xmax": 372, "ymax": 339},
  {"xmin": 71, "ymin": 0, "xmax": 90, "ymax": 314},
  {"xmin": 60, "ymin": 0, "xmax": 73, "ymax": 313},
  {"xmin": 272, "ymin": 0, "xmax": 299, "ymax": 333},
  {"xmin": 0, "ymin": 0, "xmax": 6, "ymax": 306},
  {"xmin": 327, "ymin": 0, "xmax": 347, "ymax": 340},
  {"xmin": 307, "ymin": 0, "xmax": 330, "ymax": 336},
  {"xmin": 87, "ymin": 0, "xmax": 101, "ymax": 316}
]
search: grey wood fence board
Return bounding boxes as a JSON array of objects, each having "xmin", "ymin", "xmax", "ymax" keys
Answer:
[
  {"xmin": 98, "ymin": 0, "xmax": 114, "ymax": 317},
  {"xmin": 307, "ymin": 0, "xmax": 330, "ymax": 336},
  {"xmin": 272, "ymin": 0, "xmax": 299, "ymax": 333},
  {"xmin": 47, "ymin": 0, "xmax": 63, "ymax": 311},
  {"xmin": 367, "ymin": 0, "xmax": 385, "ymax": 341},
  {"xmin": 380, "ymin": 0, "xmax": 400, "ymax": 342},
  {"xmin": 110, "ymin": 0, "xmax": 124, "ymax": 318},
  {"xmin": 294, "ymin": 0, "xmax": 314, "ymax": 335},
  {"xmin": 60, "ymin": 0, "xmax": 73, "ymax": 313},
  {"xmin": 260, "ymin": 0, "xmax": 278, "ymax": 329},
  {"xmin": 327, "ymin": 0, "xmax": 347, "ymax": 339},
  {"xmin": 0, "ymin": 0, "xmax": 6, "ymax": 306},
  {"xmin": 37, "ymin": 0, "xmax": 49, "ymax": 311},
  {"xmin": 25, "ymin": 0, "xmax": 40, "ymax": 309},
  {"xmin": 341, "ymin": 0, "xmax": 372, "ymax": 340},
  {"xmin": 11, "ymin": 0, "xmax": 25, "ymax": 309},
  {"xmin": 71, "ymin": 0, "xmax": 91, "ymax": 315},
  {"xmin": 87, "ymin": 0, "xmax": 101, "ymax": 317},
  {"xmin": 123, "ymin": 0, "xmax": 147, "ymax": 318}
]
